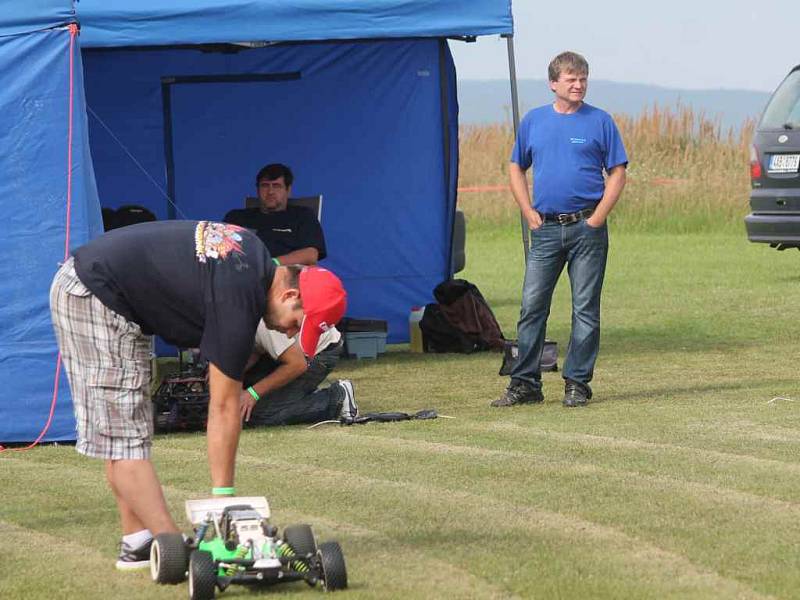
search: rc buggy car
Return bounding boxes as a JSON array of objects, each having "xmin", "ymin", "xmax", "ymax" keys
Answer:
[
  {"xmin": 149, "ymin": 496, "xmax": 347, "ymax": 599},
  {"xmin": 152, "ymin": 364, "xmax": 210, "ymax": 433}
]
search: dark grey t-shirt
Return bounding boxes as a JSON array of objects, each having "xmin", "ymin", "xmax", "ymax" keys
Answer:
[
  {"xmin": 74, "ymin": 220, "xmax": 275, "ymax": 380},
  {"xmin": 223, "ymin": 206, "xmax": 327, "ymax": 260}
]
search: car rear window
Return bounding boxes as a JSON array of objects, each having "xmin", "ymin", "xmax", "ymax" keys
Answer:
[{"xmin": 761, "ymin": 69, "xmax": 800, "ymax": 130}]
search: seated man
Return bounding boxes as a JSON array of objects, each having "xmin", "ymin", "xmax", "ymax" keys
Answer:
[
  {"xmin": 224, "ymin": 163, "xmax": 326, "ymax": 266},
  {"xmin": 239, "ymin": 320, "xmax": 356, "ymax": 426}
]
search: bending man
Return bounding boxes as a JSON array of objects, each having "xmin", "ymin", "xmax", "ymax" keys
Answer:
[{"xmin": 50, "ymin": 220, "xmax": 346, "ymax": 569}]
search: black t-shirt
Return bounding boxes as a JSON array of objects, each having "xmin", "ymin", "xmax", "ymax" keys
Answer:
[
  {"xmin": 73, "ymin": 220, "xmax": 275, "ymax": 380},
  {"xmin": 223, "ymin": 206, "xmax": 327, "ymax": 261}
]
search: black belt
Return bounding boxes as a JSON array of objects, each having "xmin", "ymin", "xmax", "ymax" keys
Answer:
[{"xmin": 542, "ymin": 208, "xmax": 595, "ymax": 224}]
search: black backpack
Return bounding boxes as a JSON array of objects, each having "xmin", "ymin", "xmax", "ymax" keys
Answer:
[
  {"xmin": 419, "ymin": 279, "xmax": 504, "ymax": 354},
  {"xmin": 419, "ymin": 303, "xmax": 478, "ymax": 353},
  {"xmin": 114, "ymin": 205, "xmax": 157, "ymax": 229}
]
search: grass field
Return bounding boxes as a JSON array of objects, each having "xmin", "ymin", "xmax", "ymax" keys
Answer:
[{"xmin": 4, "ymin": 220, "xmax": 800, "ymax": 599}]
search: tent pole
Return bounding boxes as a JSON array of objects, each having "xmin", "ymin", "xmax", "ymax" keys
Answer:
[
  {"xmin": 438, "ymin": 39, "xmax": 455, "ymax": 280},
  {"xmin": 502, "ymin": 33, "xmax": 528, "ymax": 263}
]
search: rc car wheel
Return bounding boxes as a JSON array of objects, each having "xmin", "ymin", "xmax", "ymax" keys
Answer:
[
  {"xmin": 150, "ymin": 532, "xmax": 188, "ymax": 584},
  {"xmin": 283, "ymin": 524, "xmax": 317, "ymax": 556},
  {"xmin": 188, "ymin": 550, "xmax": 216, "ymax": 600},
  {"xmin": 318, "ymin": 541, "xmax": 348, "ymax": 591},
  {"xmin": 283, "ymin": 524, "xmax": 318, "ymax": 584}
]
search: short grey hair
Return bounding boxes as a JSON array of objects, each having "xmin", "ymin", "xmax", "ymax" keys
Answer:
[{"xmin": 548, "ymin": 51, "xmax": 589, "ymax": 82}]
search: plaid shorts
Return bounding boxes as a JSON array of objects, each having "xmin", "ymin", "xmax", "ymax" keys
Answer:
[{"xmin": 50, "ymin": 257, "xmax": 153, "ymax": 460}]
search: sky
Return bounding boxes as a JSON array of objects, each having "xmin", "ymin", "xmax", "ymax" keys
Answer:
[{"xmin": 449, "ymin": 0, "xmax": 799, "ymax": 92}]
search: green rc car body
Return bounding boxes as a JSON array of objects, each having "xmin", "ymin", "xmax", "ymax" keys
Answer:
[{"xmin": 150, "ymin": 496, "xmax": 347, "ymax": 599}]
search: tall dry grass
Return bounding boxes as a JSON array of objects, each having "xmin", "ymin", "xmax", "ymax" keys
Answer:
[{"xmin": 458, "ymin": 105, "xmax": 755, "ymax": 232}]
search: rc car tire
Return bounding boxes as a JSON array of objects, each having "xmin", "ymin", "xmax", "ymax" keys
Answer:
[
  {"xmin": 283, "ymin": 524, "xmax": 317, "ymax": 557},
  {"xmin": 150, "ymin": 533, "xmax": 188, "ymax": 584},
  {"xmin": 188, "ymin": 550, "xmax": 216, "ymax": 600},
  {"xmin": 283, "ymin": 524, "xmax": 318, "ymax": 585},
  {"xmin": 318, "ymin": 541, "xmax": 348, "ymax": 591}
]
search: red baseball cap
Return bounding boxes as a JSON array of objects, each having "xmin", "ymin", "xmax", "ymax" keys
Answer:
[{"xmin": 298, "ymin": 266, "xmax": 347, "ymax": 356}]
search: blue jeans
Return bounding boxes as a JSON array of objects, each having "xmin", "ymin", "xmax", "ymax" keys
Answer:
[{"xmin": 511, "ymin": 219, "xmax": 608, "ymax": 391}]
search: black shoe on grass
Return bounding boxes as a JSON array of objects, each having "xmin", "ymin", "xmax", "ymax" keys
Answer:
[
  {"xmin": 562, "ymin": 380, "xmax": 592, "ymax": 408},
  {"xmin": 491, "ymin": 380, "xmax": 544, "ymax": 407}
]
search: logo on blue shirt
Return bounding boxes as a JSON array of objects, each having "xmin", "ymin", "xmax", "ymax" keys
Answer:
[{"xmin": 570, "ymin": 137, "xmax": 587, "ymax": 144}]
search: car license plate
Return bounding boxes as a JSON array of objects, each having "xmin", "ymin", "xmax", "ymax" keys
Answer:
[{"xmin": 768, "ymin": 154, "xmax": 800, "ymax": 173}]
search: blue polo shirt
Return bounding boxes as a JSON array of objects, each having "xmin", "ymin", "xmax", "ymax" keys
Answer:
[{"xmin": 510, "ymin": 103, "xmax": 628, "ymax": 214}]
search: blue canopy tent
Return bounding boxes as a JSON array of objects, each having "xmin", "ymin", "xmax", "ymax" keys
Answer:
[
  {"xmin": 0, "ymin": 0, "xmax": 515, "ymax": 442},
  {"xmin": 0, "ymin": 1, "xmax": 101, "ymax": 444}
]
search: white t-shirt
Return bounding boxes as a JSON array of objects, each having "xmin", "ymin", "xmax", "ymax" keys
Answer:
[{"xmin": 253, "ymin": 320, "xmax": 341, "ymax": 360}]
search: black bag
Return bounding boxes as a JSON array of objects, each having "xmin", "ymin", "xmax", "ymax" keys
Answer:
[
  {"xmin": 498, "ymin": 339, "xmax": 558, "ymax": 375},
  {"xmin": 419, "ymin": 303, "xmax": 478, "ymax": 353},
  {"xmin": 114, "ymin": 205, "xmax": 157, "ymax": 229},
  {"xmin": 420, "ymin": 279, "xmax": 505, "ymax": 353}
]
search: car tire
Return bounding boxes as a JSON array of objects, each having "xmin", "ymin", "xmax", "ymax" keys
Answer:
[
  {"xmin": 188, "ymin": 550, "xmax": 216, "ymax": 600},
  {"xmin": 150, "ymin": 532, "xmax": 188, "ymax": 584},
  {"xmin": 282, "ymin": 524, "xmax": 317, "ymax": 557},
  {"xmin": 318, "ymin": 541, "xmax": 348, "ymax": 591}
]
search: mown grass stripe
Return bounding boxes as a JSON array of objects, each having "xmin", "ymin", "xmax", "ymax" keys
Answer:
[
  {"xmin": 157, "ymin": 446, "xmax": 771, "ymax": 599},
  {"xmin": 0, "ymin": 519, "xmax": 164, "ymax": 600},
  {"xmin": 0, "ymin": 456, "xmax": 519, "ymax": 600},
  {"xmin": 487, "ymin": 422, "xmax": 800, "ymax": 472},
  {"xmin": 307, "ymin": 431, "xmax": 800, "ymax": 513}
]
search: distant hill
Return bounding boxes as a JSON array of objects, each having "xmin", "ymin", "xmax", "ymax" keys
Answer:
[{"xmin": 456, "ymin": 79, "xmax": 771, "ymax": 132}]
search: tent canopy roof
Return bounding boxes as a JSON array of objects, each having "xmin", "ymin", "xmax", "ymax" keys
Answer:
[
  {"xmin": 1, "ymin": 0, "xmax": 74, "ymax": 37},
  {"xmin": 75, "ymin": 0, "xmax": 513, "ymax": 48}
]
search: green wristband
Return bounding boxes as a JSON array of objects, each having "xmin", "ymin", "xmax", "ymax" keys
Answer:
[
  {"xmin": 212, "ymin": 487, "xmax": 235, "ymax": 496},
  {"xmin": 272, "ymin": 257, "xmax": 280, "ymax": 266},
  {"xmin": 247, "ymin": 386, "xmax": 260, "ymax": 402}
]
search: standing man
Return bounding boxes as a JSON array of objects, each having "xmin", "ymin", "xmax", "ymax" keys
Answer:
[
  {"xmin": 224, "ymin": 163, "xmax": 326, "ymax": 266},
  {"xmin": 50, "ymin": 220, "xmax": 346, "ymax": 569},
  {"xmin": 492, "ymin": 51, "xmax": 627, "ymax": 409}
]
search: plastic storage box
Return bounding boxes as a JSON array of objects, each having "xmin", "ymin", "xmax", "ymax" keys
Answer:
[{"xmin": 340, "ymin": 318, "xmax": 388, "ymax": 359}]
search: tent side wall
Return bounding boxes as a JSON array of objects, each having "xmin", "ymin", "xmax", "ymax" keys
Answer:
[
  {"xmin": 82, "ymin": 39, "xmax": 459, "ymax": 342},
  {"xmin": 0, "ymin": 23, "xmax": 102, "ymax": 442}
]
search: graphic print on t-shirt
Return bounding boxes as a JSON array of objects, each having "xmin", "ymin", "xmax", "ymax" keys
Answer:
[{"xmin": 194, "ymin": 221, "xmax": 246, "ymax": 264}]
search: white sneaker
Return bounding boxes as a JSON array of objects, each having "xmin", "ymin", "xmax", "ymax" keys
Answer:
[{"xmin": 337, "ymin": 380, "xmax": 358, "ymax": 422}]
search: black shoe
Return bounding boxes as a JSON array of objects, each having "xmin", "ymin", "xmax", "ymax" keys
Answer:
[
  {"xmin": 563, "ymin": 379, "xmax": 591, "ymax": 408},
  {"xmin": 116, "ymin": 538, "xmax": 152, "ymax": 570},
  {"xmin": 491, "ymin": 380, "xmax": 544, "ymax": 407}
]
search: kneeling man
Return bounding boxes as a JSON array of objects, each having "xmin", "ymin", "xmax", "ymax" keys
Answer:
[{"xmin": 240, "ymin": 322, "xmax": 356, "ymax": 427}]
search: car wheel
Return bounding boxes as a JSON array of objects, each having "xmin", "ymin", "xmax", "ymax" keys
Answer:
[
  {"xmin": 282, "ymin": 524, "xmax": 317, "ymax": 557},
  {"xmin": 150, "ymin": 533, "xmax": 188, "ymax": 584},
  {"xmin": 188, "ymin": 550, "xmax": 216, "ymax": 600},
  {"xmin": 283, "ymin": 524, "xmax": 317, "ymax": 582},
  {"xmin": 318, "ymin": 541, "xmax": 347, "ymax": 591}
]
